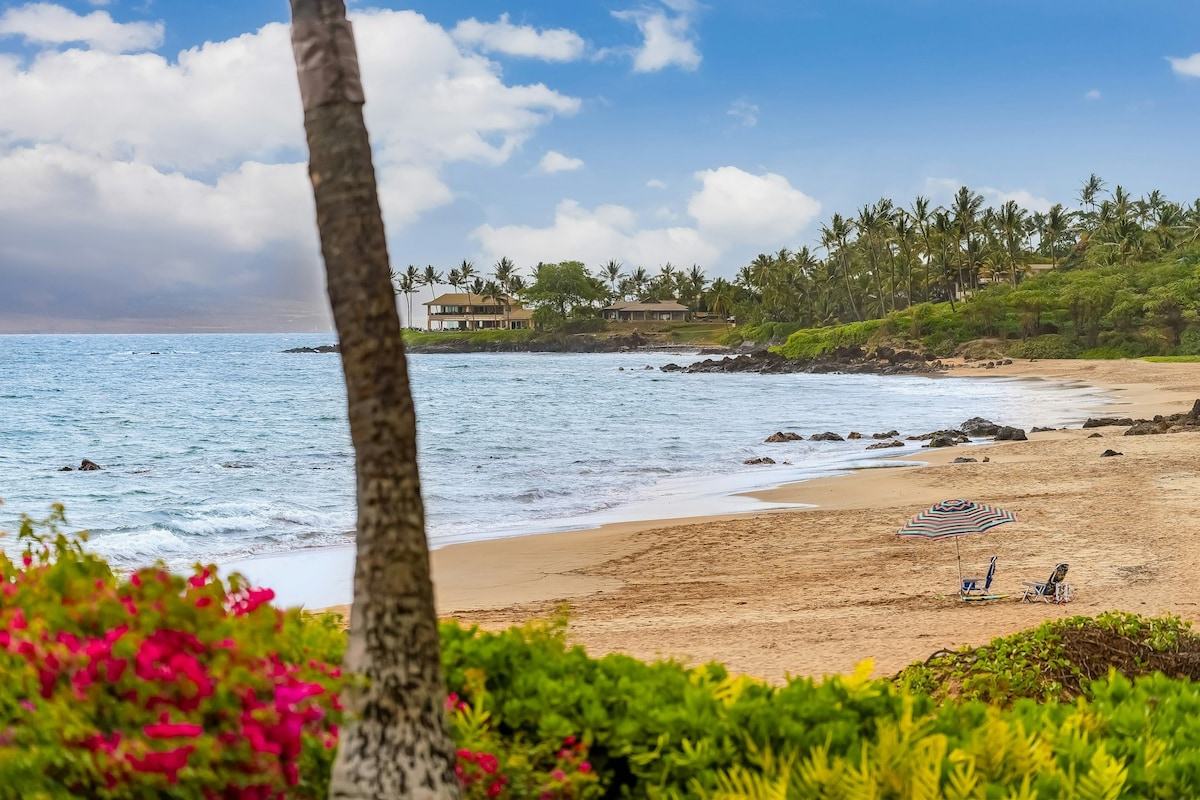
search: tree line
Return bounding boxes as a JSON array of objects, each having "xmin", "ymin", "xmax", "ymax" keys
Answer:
[{"xmin": 393, "ymin": 175, "xmax": 1200, "ymax": 330}]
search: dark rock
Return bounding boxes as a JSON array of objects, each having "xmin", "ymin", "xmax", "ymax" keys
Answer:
[
  {"xmin": 660, "ymin": 363, "xmax": 682, "ymax": 372},
  {"xmin": 809, "ymin": 431, "xmax": 845, "ymax": 442},
  {"xmin": 994, "ymin": 426, "xmax": 1027, "ymax": 441},
  {"xmin": 1125, "ymin": 421, "xmax": 1168, "ymax": 436},
  {"xmin": 1100, "ymin": 449, "xmax": 1124, "ymax": 457},
  {"xmin": 847, "ymin": 431, "xmax": 863, "ymax": 440},
  {"xmin": 866, "ymin": 440, "xmax": 905, "ymax": 449},
  {"xmin": 744, "ymin": 456, "xmax": 776, "ymax": 465},
  {"xmin": 951, "ymin": 457, "xmax": 979, "ymax": 463},
  {"xmin": 59, "ymin": 466, "xmax": 73, "ymax": 471},
  {"xmin": 982, "ymin": 456, "xmax": 990, "ymax": 462},
  {"xmin": 1001, "ymin": 359, "xmax": 1013, "ymax": 365},
  {"xmin": 79, "ymin": 459, "xmax": 102, "ymax": 471},
  {"xmin": 925, "ymin": 435, "xmax": 960, "ymax": 448},
  {"xmin": 909, "ymin": 429, "xmax": 968, "ymax": 442},
  {"xmin": 1088, "ymin": 433, "xmax": 1103, "ymax": 438},
  {"xmin": 764, "ymin": 431, "xmax": 803, "ymax": 443},
  {"xmin": 960, "ymin": 417, "xmax": 1001, "ymax": 437},
  {"xmin": 872, "ymin": 430, "xmax": 900, "ymax": 439},
  {"xmin": 665, "ymin": 346, "xmax": 946, "ymax": 376},
  {"xmin": 1083, "ymin": 417, "xmax": 1135, "ymax": 428},
  {"xmin": 1191, "ymin": 399, "xmax": 1200, "ymax": 419},
  {"xmin": 283, "ymin": 344, "xmax": 340, "ymax": 353},
  {"xmin": 1030, "ymin": 426, "xmax": 1056, "ymax": 433}
]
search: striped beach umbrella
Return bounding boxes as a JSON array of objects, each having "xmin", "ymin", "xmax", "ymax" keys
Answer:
[{"xmin": 897, "ymin": 499, "xmax": 1017, "ymax": 585}]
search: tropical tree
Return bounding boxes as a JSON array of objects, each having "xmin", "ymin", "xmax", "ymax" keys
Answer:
[
  {"xmin": 459, "ymin": 259, "xmax": 477, "ymax": 330},
  {"xmin": 421, "ymin": 264, "xmax": 444, "ymax": 311},
  {"xmin": 1040, "ymin": 204, "xmax": 1073, "ymax": 268},
  {"xmin": 600, "ymin": 259, "xmax": 624, "ymax": 300},
  {"xmin": 286, "ymin": 1, "xmax": 460, "ymax": 797},
  {"xmin": 523, "ymin": 260, "xmax": 606, "ymax": 326}
]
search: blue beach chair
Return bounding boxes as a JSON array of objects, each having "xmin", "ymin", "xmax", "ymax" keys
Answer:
[{"xmin": 960, "ymin": 556, "xmax": 998, "ymax": 600}]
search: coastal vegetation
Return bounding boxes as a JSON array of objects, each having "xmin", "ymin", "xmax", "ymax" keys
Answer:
[
  {"xmin": 8, "ymin": 513, "xmax": 1200, "ymax": 799},
  {"xmin": 406, "ymin": 175, "xmax": 1200, "ymax": 359}
]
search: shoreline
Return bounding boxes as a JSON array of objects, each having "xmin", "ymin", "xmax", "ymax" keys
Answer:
[{"xmin": 269, "ymin": 358, "xmax": 1200, "ymax": 681}]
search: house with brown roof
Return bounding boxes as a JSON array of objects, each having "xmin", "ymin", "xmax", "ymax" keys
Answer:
[
  {"xmin": 423, "ymin": 293, "xmax": 534, "ymax": 331},
  {"xmin": 602, "ymin": 301, "xmax": 689, "ymax": 322}
]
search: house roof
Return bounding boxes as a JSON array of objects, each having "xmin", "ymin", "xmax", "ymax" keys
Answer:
[
  {"xmin": 423, "ymin": 293, "xmax": 519, "ymax": 306},
  {"xmin": 603, "ymin": 301, "xmax": 689, "ymax": 312}
]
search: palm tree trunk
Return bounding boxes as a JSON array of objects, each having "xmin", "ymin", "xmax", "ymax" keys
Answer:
[{"xmin": 287, "ymin": 2, "xmax": 460, "ymax": 798}]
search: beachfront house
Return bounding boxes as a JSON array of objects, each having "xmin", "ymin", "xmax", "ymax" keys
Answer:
[
  {"xmin": 602, "ymin": 301, "xmax": 689, "ymax": 322},
  {"xmin": 424, "ymin": 293, "xmax": 534, "ymax": 331}
]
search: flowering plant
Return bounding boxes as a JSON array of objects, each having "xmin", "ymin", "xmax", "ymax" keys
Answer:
[{"xmin": 0, "ymin": 504, "xmax": 345, "ymax": 799}]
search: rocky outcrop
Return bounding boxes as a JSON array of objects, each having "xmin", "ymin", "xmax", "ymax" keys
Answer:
[
  {"xmin": 764, "ymin": 431, "xmax": 803, "ymax": 443},
  {"xmin": 866, "ymin": 440, "xmax": 905, "ymax": 450},
  {"xmin": 908, "ymin": 429, "xmax": 968, "ymax": 443},
  {"xmin": 809, "ymin": 432, "xmax": 845, "ymax": 442},
  {"xmin": 960, "ymin": 417, "xmax": 1001, "ymax": 437},
  {"xmin": 994, "ymin": 426, "xmax": 1028, "ymax": 441},
  {"xmin": 1115, "ymin": 401, "xmax": 1200, "ymax": 436},
  {"xmin": 79, "ymin": 459, "xmax": 102, "ymax": 471},
  {"xmin": 744, "ymin": 456, "xmax": 776, "ymax": 465},
  {"xmin": 872, "ymin": 430, "xmax": 900, "ymax": 439},
  {"xmin": 283, "ymin": 345, "xmax": 339, "ymax": 353},
  {"xmin": 924, "ymin": 435, "xmax": 961, "ymax": 448},
  {"xmin": 952, "ymin": 457, "xmax": 979, "ymax": 463},
  {"xmin": 663, "ymin": 346, "xmax": 945, "ymax": 376},
  {"xmin": 1083, "ymin": 416, "xmax": 1135, "ymax": 428},
  {"xmin": 847, "ymin": 432, "xmax": 863, "ymax": 440},
  {"xmin": 1101, "ymin": 449, "xmax": 1123, "ymax": 457}
]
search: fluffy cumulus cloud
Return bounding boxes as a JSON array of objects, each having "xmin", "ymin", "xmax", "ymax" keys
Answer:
[
  {"xmin": 1167, "ymin": 53, "xmax": 1200, "ymax": 77},
  {"xmin": 451, "ymin": 13, "xmax": 585, "ymax": 62},
  {"xmin": 537, "ymin": 150, "xmax": 584, "ymax": 173},
  {"xmin": 613, "ymin": 0, "xmax": 701, "ymax": 73},
  {"xmin": 688, "ymin": 167, "xmax": 821, "ymax": 243},
  {"xmin": 924, "ymin": 177, "xmax": 1054, "ymax": 214},
  {"xmin": 0, "ymin": 2, "xmax": 163, "ymax": 53},
  {"xmin": 472, "ymin": 166, "xmax": 821, "ymax": 272},
  {"xmin": 0, "ymin": 4, "xmax": 579, "ymax": 330}
]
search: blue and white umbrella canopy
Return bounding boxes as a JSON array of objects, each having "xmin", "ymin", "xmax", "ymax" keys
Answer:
[
  {"xmin": 897, "ymin": 499, "xmax": 1017, "ymax": 588},
  {"xmin": 897, "ymin": 499, "xmax": 1017, "ymax": 540}
]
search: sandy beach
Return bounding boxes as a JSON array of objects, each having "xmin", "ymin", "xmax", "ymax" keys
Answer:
[{"xmin": 309, "ymin": 358, "xmax": 1200, "ymax": 683}]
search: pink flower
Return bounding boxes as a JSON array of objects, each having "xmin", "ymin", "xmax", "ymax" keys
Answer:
[
  {"xmin": 579, "ymin": 761, "xmax": 591, "ymax": 773},
  {"xmin": 487, "ymin": 779, "xmax": 504, "ymax": 797},
  {"xmin": 144, "ymin": 722, "xmax": 204, "ymax": 739},
  {"xmin": 476, "ymin": 752, "xmax": 499, "ymax": 775},
  {"xmin": 551, "ymin": 769, "xmax": 566, "ymax": 782}
]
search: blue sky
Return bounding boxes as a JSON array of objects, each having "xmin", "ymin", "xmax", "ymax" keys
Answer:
[{"xmin": 0, "ymin": 0, "xmax": 1197, "ymax": 331}]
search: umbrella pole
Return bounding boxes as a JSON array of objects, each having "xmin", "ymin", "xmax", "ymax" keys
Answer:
[{"xmin": 955, "ymin": 537, "xmax": 963, "ymax": 587}]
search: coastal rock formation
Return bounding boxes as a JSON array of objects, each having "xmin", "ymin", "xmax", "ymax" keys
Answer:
[
  {"xmin": 847, "ymin": 432, "xmax": 863, "ymax": 439},
  {"xmin": 744, "ymin": 456, "xmax": 776, "ymax": 465},
  {"xmin": 79, "ymin": 459, "xmax": 102, "ymax": 471},
  {"xmin": 908, "ymin": 429, "xmax": 968, "ymax": 443},
  {"xmin": 809, "ymin": 432, "xmax": 845, "ymax": 442},
  {"xmin": 59, "ymin": 466, "xmax": 73, "ymax": 471},
  {"xmin": 1088, "ymin": 433, "xmax": 1104, "ymax": 438},
  {"xmin": 994, "ymin": 426, "xmax": 1028, "ymax": 441},
  {"xmin": 952, "ymin": 457, "xmax": 979, "ymax": 463},
  {"xmin": 960, "ymin": 417, "xmax": 1001, "ymax": 437},
  {"xmin": 1031, "ymin": 426, "xmax": 1057, "ymax": 433},
  {"xmin": 1083, "ymin": 416, "xmax": 1135, "ymax": 428},
  {"xmin": 764, "ymin": 431, "xmax": 803, "ymax": 443},
  {"xmin": 663, "ymin": 346, "xmax": 945, "ymax": 376},
  {"xmin": 866, "ymin": 440, "xmax": 904, "ymax": 449},
  {"xmin": 1101, "ymin": 449, "xmax": 1124, "ymax": 457},
  {"xmin": 924, "ymin": 435, "xmax": 961, "ymax": 448},
  {"xmin": 872, "ymin": 430, "xmax": 900, "ymax": 439},
  {"xmin": 283, "ymin": 345, "xmax": 339, "ymax": 353}
]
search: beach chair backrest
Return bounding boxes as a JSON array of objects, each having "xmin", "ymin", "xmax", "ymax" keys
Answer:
[
  {"xmin": 983, "ymin": 556, "xmax": 997, "ymax": 590},
  {"xmin": 1047, "ymin": 563, "xmax": 1069, "ymax": 587}
]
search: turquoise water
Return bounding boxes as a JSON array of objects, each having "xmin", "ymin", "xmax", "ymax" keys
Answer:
[{"xmin": 0, "ymin": 334, "xmax": 1104, "ymax": 571}]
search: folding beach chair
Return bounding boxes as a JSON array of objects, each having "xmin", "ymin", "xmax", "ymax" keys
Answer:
[
  {"xmin": 1021, "ymin": 562, "xmax": 1072, "ymax": 603},
  {"xmin": 960, "ymin": 555, "xmax": 998, "ymax": 600}
]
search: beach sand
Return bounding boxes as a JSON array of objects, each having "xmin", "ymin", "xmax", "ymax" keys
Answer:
[{"xmin": 312, "ymin": 358, "xmax": 1200, "ymax": 683}]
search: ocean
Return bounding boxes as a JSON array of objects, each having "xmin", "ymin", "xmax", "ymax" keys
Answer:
[{"xmin": 0, "ymin": 334, "xmax": 1104, "ymax": 572}]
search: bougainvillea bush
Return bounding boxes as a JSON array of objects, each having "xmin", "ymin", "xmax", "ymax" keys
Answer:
[{"xmin": 0, "ymin": 504, "xmax": 346, "ymax": 799}]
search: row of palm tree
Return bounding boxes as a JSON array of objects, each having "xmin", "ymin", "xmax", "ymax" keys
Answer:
[{"xmin": 392, "ymin": 175, "xmax": 1200, "ymax": 330}]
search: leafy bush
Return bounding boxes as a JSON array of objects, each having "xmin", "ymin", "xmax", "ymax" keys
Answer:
[
  {"xmin": 0, "ymin": 504, "xmax": 345, "ymax": 798},
  {"xmin": 1007, "ymin": 334, "xmax": 1083, "ymax": 359},
  {"xmin": 776, "ymin": 320, "xmax": 882, "ymax": 358}
]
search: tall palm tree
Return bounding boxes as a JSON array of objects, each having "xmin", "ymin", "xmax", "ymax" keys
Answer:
[
  {"xmin": 630, "ymin": 266, "xmax": 649, "ymax": 299},
  {"xmin": 459, "ymin": 260, "xmax": 477, "ymax": 331},
  {"xmin": 819, "ymin": 213, "xmax": 861, "ymax": 321},
  {"xmin": 286, "ymin": 2, "xmax": 460, "ymax": 796},
  {"xmin": 600, "ymin": 259, "xmax": 624, "ymax": 300},
  {"xmin": 492, "ymin": 256, "xmax": 515, "ymax": 288},
  {"xmin": 997, "ymin": 200, "xmax": 1027, "ymax": 285},
  {"xmin": 421, "ymin": 264, "xmax": 444, "ymax": 320},
  {"xmin": 952, "ymin": 186, "xmax": 984, "ymax": 292},
  {"xmin": 1041, "ymin": 204, "xmax": 1072, "ymax": 268}
]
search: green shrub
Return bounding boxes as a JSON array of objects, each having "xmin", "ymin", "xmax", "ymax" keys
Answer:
[
  {"xmin": 1007, "ymin": 334, "xmax": 1083, "ymax": 359},
  {"xmin": 776, "ymin": 320, "xmax": 882, "ymax": 358}
]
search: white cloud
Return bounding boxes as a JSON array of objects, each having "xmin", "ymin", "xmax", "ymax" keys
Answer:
[
  {"xmin": 451, "ymin": 13, "xmax": 585, "ymax": 62},
  {"xmin": 688, "ymin": 167, "xmax": 821, "ymax": 243},
  {"xmin": 0, "ymin": 3, "xmax": 163, "ymax": 53},
  {"xmin": 538, "ymin": 150, "xmax": 585, "ymax": 173},
  {"xmin": 0, "ymin": 6, "xmax": 581, "ymax": 328},
  {"xmin": 727, "ymin": 98, "xmax": 758, "ymax": 128},
  {"xmin": 613, "ymin": 0, "xmax": 701, "ymax": 73},
  {"xmin": 923, "ymin": 177, "xmax": 1053, "ymax": 214},
  {"xmin": 1084, "ymin": 88, "xmax": 1101, "ymax": 100},
  {"xmin": 472, "ymin": 199, "xmax": 719, "ymax": 271},
  {"xmin": 1167, "ymin": 53, "xmax": 1200, "ymax": 77},
  {"xmin": 472, "ymin": 165, "xmax": 821, "ymax": 272},
  {"xmin": 646, "ymin": 179, "xmax": 667, "ymax": 189}
]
